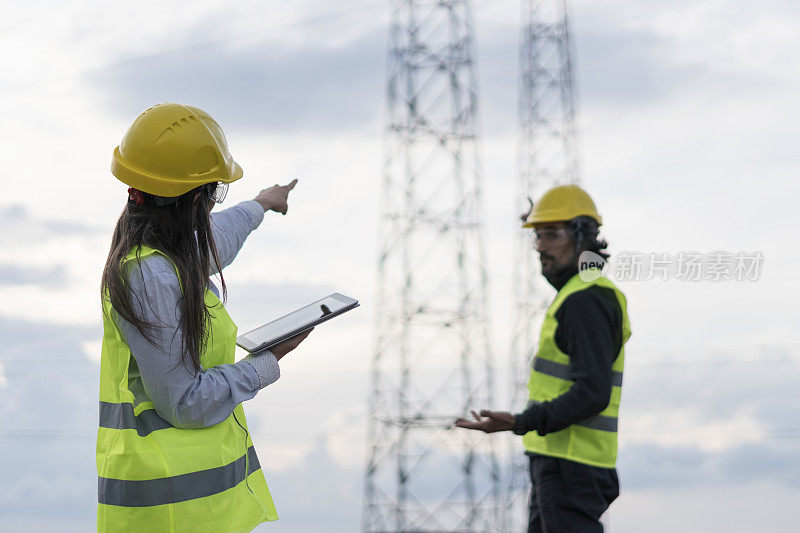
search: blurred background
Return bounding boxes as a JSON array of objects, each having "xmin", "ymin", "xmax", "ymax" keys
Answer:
[{"xmin": 0, "ymin": 0, "xmax": 798, "ymax": 531}]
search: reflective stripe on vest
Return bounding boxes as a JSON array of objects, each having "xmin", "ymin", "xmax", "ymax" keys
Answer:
[
  {"xmin": 532, "ymin": 358, "xmax": 624, "ymax": 388},
  {"xmin": 522, "ymin": 269, "xmax": 631, "ymax": 469},
  {"xmin": 99, "ymin": 401, "xmax": 172, "ymax": 437},
  {"xmin": 97, "ymin": 246, "xmax": 278, "ymax": 532},
  {"xmin": 527, "ymin": 399, "xmax": 618, "ymax": 432},
  {"xmin": 98, "ymin": 446, "xmax": 261, "ymax": 507}
]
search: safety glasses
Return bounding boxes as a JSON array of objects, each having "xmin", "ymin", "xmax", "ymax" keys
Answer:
[
  {"xmin": 530, "ymin": 227, "xmax": 571, "ymax": 247},
  {"xmin": 204, "ymin": 182, "xmax": 229, "ymax": 204}
]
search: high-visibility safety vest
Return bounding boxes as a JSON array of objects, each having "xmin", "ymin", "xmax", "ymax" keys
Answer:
[
  {"xmin": 523, "ymin": 269, "xmax": 631, "ymax": 468},
  {"xmin": 97, "ymin": 246, "xmax": 278, "ymax": 532}
]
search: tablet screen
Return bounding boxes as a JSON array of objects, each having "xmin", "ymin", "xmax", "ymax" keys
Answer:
[{"xmin": 240, "ymin": 294, "xmax": 356, "ymax": 349}]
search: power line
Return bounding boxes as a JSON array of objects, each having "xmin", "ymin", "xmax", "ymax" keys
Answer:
[
  {"xmin": 4, "ymin": 341, "xmax": 799, "ymax": 363},
  {"xmin": 3, "ymin": 427, "xmax": 800, "ymax": 439}
]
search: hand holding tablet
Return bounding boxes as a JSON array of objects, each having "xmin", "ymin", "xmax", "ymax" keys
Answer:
[
  {"xmin": 270, "ymin": 328, "xmax": 314, "ymax": 360},
  {"xmin": 237, "ymin": 292, "xmax": 359, "ymax": 354}
]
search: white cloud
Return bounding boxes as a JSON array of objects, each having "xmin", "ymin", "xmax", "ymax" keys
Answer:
[
  {"xmin": 607, "ymin": 481, "xmax": 800, "ymax": 533},
  {"xmin": 81, "ymin": 340, "xmax": 102, "ymax": 364},
  {"xmin": 320, "ymin": 405, "xmax": 368, "ymax": 469}
]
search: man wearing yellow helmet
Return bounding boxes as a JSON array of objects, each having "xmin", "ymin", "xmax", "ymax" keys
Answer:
[
  {"xmin": 97, "ymin": 103, "xmax": 311, "ymax": 532},
  {"xmin": 456, "ymin": 184, "xmax": 631, "ymax": 533}
]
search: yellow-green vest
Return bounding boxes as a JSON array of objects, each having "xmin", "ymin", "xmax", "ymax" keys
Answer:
[
  {"xmin": 523, "ymin": 269, "xmax": 631, "ymax": 468},
  {"xmin": 97, "ymin": 246, "xmax": 278, "ymax": 532}
]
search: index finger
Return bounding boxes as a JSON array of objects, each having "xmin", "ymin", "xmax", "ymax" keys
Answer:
[{"xmin": 284, "ymin": 178, "xmax": 298, "ymax": 190}]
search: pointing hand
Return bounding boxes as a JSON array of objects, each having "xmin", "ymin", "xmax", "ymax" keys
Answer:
[{"xmin": 254, "ymin": 179, "xmax": 298, "ymax": 215}]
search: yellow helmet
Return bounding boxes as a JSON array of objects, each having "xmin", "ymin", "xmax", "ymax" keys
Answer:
[
  {"xmin": 522, "ymin": 184, "xmax": 602, "ymax": 227},
  {"xmin": 111, "ymin": 103, "xmax": 243, "ymax": 197}
]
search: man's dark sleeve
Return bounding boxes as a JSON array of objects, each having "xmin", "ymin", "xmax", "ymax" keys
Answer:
[{"xmin": 512, "ymin": 286, "xmax": 622, "ymax": 436}]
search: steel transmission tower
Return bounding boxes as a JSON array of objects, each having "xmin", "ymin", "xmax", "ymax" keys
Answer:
[
  {"xmin": 362, "ymin": 0, "xmax": 500, "ymax": 531},
  {"xmin": 504, "ymin": 1, "xmax": 580, "ymax": 531}
]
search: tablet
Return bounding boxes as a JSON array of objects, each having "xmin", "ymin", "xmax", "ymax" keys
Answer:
[{"xmin": 236, "ymin": 292, "xmax": 359, "ymax": 353}]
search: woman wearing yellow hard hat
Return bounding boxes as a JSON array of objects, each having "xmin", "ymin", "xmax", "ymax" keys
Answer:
[{"xmin": 97, "ymin": 103, "xmax": 309, "ymax": 532}]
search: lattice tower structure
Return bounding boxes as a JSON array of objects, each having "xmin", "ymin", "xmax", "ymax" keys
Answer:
[
  {"xmin": 362, "ymin": 0, "xmax": 500, "ymax": 531},
  {"xmin": 504, "ymin": 1, "xmax": 580, "ymax": 531}
]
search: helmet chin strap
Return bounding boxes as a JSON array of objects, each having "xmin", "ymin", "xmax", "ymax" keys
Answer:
[
  {"xmin": 567, "ymin": 223, "xmax": 586, "ymax": 270},
  {"xmin": 568, "ymin": 240, "xmax": 583, "ymax": 270}
]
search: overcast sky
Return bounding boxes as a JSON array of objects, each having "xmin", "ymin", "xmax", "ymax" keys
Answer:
[{"xmin": 1, "ymin": 0, "xmax": 799, "ymax": 531}]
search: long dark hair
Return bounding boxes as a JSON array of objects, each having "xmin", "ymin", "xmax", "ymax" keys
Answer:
[{"xmin": 101, "ymin": 187, "xmax": 226, "ymax": 374}]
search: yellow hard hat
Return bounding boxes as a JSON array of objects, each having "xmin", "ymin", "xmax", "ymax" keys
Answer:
[
  {"xmin": 522, "ymin": 184, "xmax": 602, "ymax": 227},
  {"xmin": 111, "ymin": 103, "xmax": 243, "ymax": 197}
]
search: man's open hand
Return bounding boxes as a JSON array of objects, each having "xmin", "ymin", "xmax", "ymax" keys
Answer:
[{"xmin": 454, "ymin": 410, "xmax": 515, "ymax": 433}]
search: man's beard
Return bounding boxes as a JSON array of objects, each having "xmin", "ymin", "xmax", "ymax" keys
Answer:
[{"xmin": 539, "ymin": 252, "xmax": 577, "ymax": 287}]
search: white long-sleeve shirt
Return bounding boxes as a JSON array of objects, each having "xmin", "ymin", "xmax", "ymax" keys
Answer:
[{"xmin": 115, "ymin": 200, "xmax": 280, "ymax": 429}]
